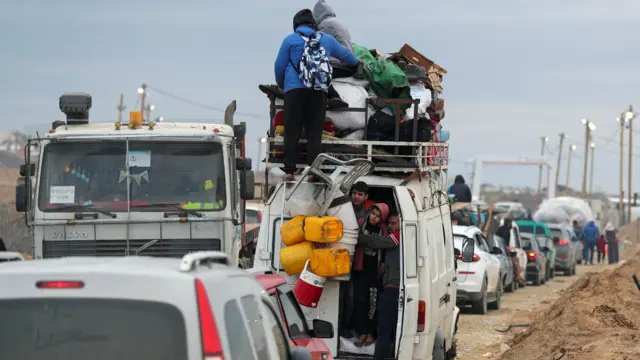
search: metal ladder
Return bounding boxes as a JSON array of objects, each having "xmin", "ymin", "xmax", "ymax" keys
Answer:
[{"xmin": 284, "ymin": 154, "xmax": 375, "ymax": 215}]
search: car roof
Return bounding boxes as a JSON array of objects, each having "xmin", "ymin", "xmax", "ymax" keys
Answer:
[
  {"xmin": 515, "ymin": 220, "xmax": 549, "ymax": 228},
  {"xmin": 0, "ymin": 252, "xmax": 24, "ymax": 260},
  {"xmin": 452, "ymin": 225, "xmax": 481, "ymax": 238}
]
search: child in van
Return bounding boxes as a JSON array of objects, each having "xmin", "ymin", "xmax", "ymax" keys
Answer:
[{"xmin": 352, "ymin": 203, "xmax": 389, "ymax": 347}]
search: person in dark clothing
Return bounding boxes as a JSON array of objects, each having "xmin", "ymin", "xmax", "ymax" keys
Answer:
[
  {"xmin": 448, "ymin": 175, "xmax": 472, "ymax": 202},
  {"xmin": 495, "ymin": 219, "xmax": 512, "ymax": 243},
  {"xmin": 274, "ymin": 9, "xmax": 360, "ymax": 180},
  {"xmin": 604, "ymin": 222, "xmax": 619, "ymax": 264},
  {"xmin": 357, "ymin": 212, "xmax": 401, "ymax": 360},
  {"xmin": 351, "ymin": 181, "xmax": 371, "ymax": 222},
  {"xmin": 596, "ymin": 235, "xmax": 606, "ymax": 264},
  {"xmin": 0, "ymin": 238, "xmax": 6, "ymax": 251}
]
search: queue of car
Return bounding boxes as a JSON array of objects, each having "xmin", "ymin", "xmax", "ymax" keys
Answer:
[{"xmin": 453, "ymin": 219, "xmax": 582, "ymax": 315}]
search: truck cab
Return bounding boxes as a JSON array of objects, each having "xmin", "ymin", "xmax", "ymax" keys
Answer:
[
  {"xmin": 252, "ymin": 94, "xmax": 475, "ymax": 359},
  {"xmin": 15, "ymin": 93, "xmax": 255, "ymax": 265}
]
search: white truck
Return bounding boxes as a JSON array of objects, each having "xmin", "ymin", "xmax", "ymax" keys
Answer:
[
  {"xmin": 252, "ymin": 96, "xmax": 476, "ymax": 360},
  {"xmin": 15, "ymin": 93, "xmax": 255, "ymax": 265}
]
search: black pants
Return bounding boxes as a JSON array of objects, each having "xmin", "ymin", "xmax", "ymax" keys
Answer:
[
  {"xmin": 374, "ymin": 286, "xmax": 399, "ymax": 360},
  {"xmin": 283, "ymin": 88, "xmax": 327, "ymax": 174},
  {"xmin": 597, "ymin": 251, "xmax": 605, "ymax": 263},
  {"xmin": 352, "ymin": 270, "xmax": 378, "ymax": 337}
]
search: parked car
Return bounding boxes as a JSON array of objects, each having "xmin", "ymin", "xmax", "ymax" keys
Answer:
[
  {"xmin": 453, "ymin": 225, "xmax": 504, "ymax": 314},
  {"xmin": 516, "ymin": 220, "xmax": 556, "ymax": 280},
  {"xmin": 520, "ymin": 233, "xmax": 549, "ymax": 285},
  {"xmin": 0, "ymin": 251, "xmax": 314, "ymax": 360},
  {"xmin": 567, "ymin": 226, "xmax": 584, "ymax": 264},
  {"xmin": 547, "ymin": 223, "xmax": 578, "ymax": 276},
  {"xmin": 253, "ymin": 270, "xmax": 334, "ymax": 359},
  {"xmin": 0, "ymin": 252, "xmax": 25, "ymax": 262},
  {"xmin": 491, "ymin": 234, "xmax": 516, "ymax": 292},
  {"xmin": 499, "ymin": 219, "xmax": 528, "ymax": 288},
  {"xmin": 246, "ymin": 202, "xmax": 264, "ymax": 225}
]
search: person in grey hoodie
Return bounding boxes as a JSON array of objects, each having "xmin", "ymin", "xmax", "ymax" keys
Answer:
[{"xmin": 312, "ymin": 0, "xmax": 357, "ymax": 109}]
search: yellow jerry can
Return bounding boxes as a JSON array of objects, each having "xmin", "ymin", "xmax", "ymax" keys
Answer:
[
  {"xmin": 280, "ymin": 215, "xmax": 306, "ymax": 247},
  {"xmin": 279, "ymin": 241, "xmax": 314, "ymax": 276},
  {"xmin": 304, "ymin": 216, "xmax": 343, "ymax": 243},
  {"xmin": 309, "ymin": 248, "xmax": 351, "ymax": 277}
]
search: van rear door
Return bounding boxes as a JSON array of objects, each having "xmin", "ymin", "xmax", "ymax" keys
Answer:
[{"xmin": 394, "ymin": 186, "xmax": 420, "ymax": 359}]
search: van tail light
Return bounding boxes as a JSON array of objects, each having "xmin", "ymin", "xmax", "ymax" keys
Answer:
[
  {"xmin": 455, "ymin": 254, "xmax": 480, "ymax": 262},
  {"xmin": 527, "ymin": 252, "xmax": 537, "ymax": 261},
  {"xmin": 36, "ymin": 281, "xmax": 84, "ymax": 289},
  {"xmin": 558, "ymin": 239, "xmax": 570, "ymax": 245},
  {"xmin": 195, "ymin": 279, "xmax": 225, "ymax": 360},
  {"xmin": 417, "ymin": 300, "xmax": 426, "ymax": 332}
]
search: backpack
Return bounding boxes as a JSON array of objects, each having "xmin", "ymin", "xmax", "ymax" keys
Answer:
[{"xmin": 290, "ymin": 32, "xmax": 333, "ymax": 90}]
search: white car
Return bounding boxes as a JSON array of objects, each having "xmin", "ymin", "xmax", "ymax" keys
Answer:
[
  {"xmin": 0, "ymin": 252, "xmax": 24, "ymax": 262},
  {"xmin": 453, "ymin": 225, "xmax": 503, "ymax": 314},
  {"xmin": 0, "ymin": 251, "xmax": 316, "ymax": 360}
]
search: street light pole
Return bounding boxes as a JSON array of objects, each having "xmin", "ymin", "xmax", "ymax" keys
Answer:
[
  {"xmin": 537, "ymin": 136, "xmax": 549, "ymax": 203},
  {"xmin": 626, "ymin": 105, "xmax": 635, "ymax": 223},
  {"xmin": 617, "ymin": 114, "xmax": 626, "ymax": 226},
  {"xmin": 566, "ymin": 144, "xmax": 576, "ymax": 194},
  {"xmin": 589, "ymin": 142, "xmax": 595, "ymax": 195},
  {"xmin": 581, "ymin": 119, "xmax": 595, "ymax": 199},
  {"xmin": 554, "ymin": 133, "xmax": 565, "ymax": 196}
]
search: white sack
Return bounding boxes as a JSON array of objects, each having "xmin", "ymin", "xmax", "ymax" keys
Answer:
[
  {"xmin": 286, "ymin": 183, "xmax": 322, "ymax": 217},
  {"xmin": 327, "ymin": 82, "xmax": 369, "ymax": 130},
  {"xmin": 333, "ymin": 76, "xmax": 370, "ymax": 88},
  {"xmin": 343, "ymin": 129, "xmax": 364, "ymax": 141},
  {"xmin": 533, "ymin": 196, "xmax": 594, "ymax": 227},
  {"xmin": 405, "ymin": 83, "xmax": 432, "ymax": 119}
]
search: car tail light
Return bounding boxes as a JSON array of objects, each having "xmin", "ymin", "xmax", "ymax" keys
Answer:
[
  {"xmin": 558, "ymin": 239, "xmax": 570, "ymax": 245},
  {"xmin": 417, "ymin": 300, "xmax": 426, "ymax": 332},
  {"xmin": 195, "ymin": 279, "xmax": 225, "ymax": 360},
  {"xmin": 527, "ymin": 252, "xmax": 537, "ymax": 261},
  {"xmin": 36, "ymin": 281, "xmax": 84, "ymax": 289},
  {"xmin": 455, "ymin": 254, "xmax": 480, "ymax": 262}
]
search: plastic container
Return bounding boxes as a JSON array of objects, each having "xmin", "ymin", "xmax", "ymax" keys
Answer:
[
  {"xmin": 293, "ymin": 260, "xmax": 326, "ymax": 308},
  {"xmin": 280, "ymin": 215, "xmax": 306, "ymax": 247},
  {"xmin": 279, "ymin": 241, "xmax": 314, "ymax": 276},
  {"xmin": 309, "ymin": 248, "xmax": 351, "ymax": 277},
  {"xmin": 304, "ymin": 216, "xmax": 343, "ymax": 243}
]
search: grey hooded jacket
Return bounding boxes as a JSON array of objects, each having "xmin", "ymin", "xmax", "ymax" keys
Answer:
[{"xmin": 312, "ymin": 0, "xmax": 354, "ymax": 58}]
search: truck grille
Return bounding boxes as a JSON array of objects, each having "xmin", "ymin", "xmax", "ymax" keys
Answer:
[{"xmin": 43, "ymin": 238, "xmax": 222, "ymax": 258}]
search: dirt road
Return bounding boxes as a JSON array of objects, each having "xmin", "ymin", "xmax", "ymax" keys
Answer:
[{"xmin": 455, "ymin": 263, "xmax": 617, "ymax": 359}]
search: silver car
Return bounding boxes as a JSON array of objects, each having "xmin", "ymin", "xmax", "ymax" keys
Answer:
[
  {"xmin": 547, "ymin": 224, "xmax": 580, "ymax": 275},
  {"xmin": 0, "ymin": 251, "xmax": 313, "ymax": 360}
]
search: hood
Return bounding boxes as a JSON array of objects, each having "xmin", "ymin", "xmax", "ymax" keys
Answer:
[
  {"xmin": 359, "ymin": 203, "xmax": 390, "ymax": 232},
  {"xmin": 372, "ymin": 203, "xmax": 390, "ymax": 222},
  {"xmin": 454, "ymin": 175, "xmax": 465, "ymax": 184},
  {"xmin": 313, "ymin": 0, "xmax": 336, "ymax": 25},
  {"xmin": 586, "ymin": 221, "xmax": 596, "ymax": 228},
  {"xmin": 293, "ymin": 9, "xmax": 317, "ymax": 32},
  {"xmin": 605, "ymin": 222, "xmax": 615, "ymax": 231}
]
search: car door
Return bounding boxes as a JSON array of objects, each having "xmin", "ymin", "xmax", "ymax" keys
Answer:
[
  {"xmin": 511, "ymin": 226, "xmax": 527, "ymax": 280},
  {"xmin": 476, "ymin": 232, "xmax": 499, "ymax": 292}
]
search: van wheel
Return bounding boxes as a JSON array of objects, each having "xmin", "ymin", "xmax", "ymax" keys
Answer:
[
  {"xmin": 564, "ymin": 266, "xmax": 572, "ymax": 276},
  {"xmin": 489, "ymin": 277, "xmax": 502, "ymax": 310},
  {"xmin": 549, "ymin": 265, "xmax": 555, "ymax": 279},
  {"xmin": 471, "ymin": 278, "xmax": 488, "ymax": 315},
  {"xmin": 533, "ymin": 270, "xmax": 542, "ymax": 286},
  {"xmin": 446, "ymin": 339, "xmax": 457, "ymax": 360},
  {"xmin": 505, "ymin": 277, "xmax": 515, "ymax": 293}
]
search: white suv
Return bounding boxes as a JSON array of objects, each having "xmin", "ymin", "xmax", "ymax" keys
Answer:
[
  {"xmin": 0, "ymin": 251, "xmax": 313, "ymax": 360},
  {"xmin": 453, "ymin": 225, "xmax": 504, "ymax": 314}
]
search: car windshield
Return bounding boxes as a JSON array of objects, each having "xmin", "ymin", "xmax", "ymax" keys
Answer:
[
  {"xmin": 550, "ymin": 229, "xmax": 564, "ymax": 239},
  {"xmin": 0, "ymin": 298, "xmax": 187, "ymax": 360},
  {"xmin": 521, "ymin": 236, "xmax": 533, "ymax": 250},
  {"xmin": 38, "ymin": 140, "xmax": 226, "ymax": 212}
]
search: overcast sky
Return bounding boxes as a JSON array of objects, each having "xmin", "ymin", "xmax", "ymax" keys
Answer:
[{"xmin": 2, "ymin": 0, "xmax": 640, "ymax": 193}]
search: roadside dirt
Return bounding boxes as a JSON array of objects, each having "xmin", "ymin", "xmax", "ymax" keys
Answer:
[{"xmin": 455, "ymin": 263, "xmax": 615, "ymax": 359}]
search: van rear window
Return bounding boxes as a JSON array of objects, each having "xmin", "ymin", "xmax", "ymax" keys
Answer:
[{"xmin": 0, "ymin": 298, "xmax": 187, "ymax": 360}]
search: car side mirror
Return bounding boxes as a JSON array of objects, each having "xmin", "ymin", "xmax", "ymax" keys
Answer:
[
  {"xmin": 461, "ymin": 238, "xmax": 475, "ymax": 262},
  {"xmin": 240, "ymin": 170, "xmax": 255, "ymax": 200},
  {"xmin": 310, "ymin": 319, "xmax": 334, "ymax": 339},
  {"xmin": 16, "ymin": 177, "xmax": 28, "ymax": 212},
  {"xmin": 19, "ymin": 163, "xmax": 35, "ymax": 177},
  {"xmin": 491, "ymin": 246, "xmax": 503, "ymax": 255},
  {"xmin": 290, "ymin": 347, "xmax": 313, "ymax": 360}
]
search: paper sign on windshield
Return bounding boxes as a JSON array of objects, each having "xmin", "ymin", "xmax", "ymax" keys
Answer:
[
  {"xmin": 128, "ymin": 150, "xmax": 151, "ymax": 167},
  {"xmin": 50, "ymin": 186, "xmax": 75, "ymax": 204}
]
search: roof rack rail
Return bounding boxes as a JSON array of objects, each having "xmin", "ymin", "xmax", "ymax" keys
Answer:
[{"xmin": 179, "ymin": 251, "xmax": 229, "ymax": 272}]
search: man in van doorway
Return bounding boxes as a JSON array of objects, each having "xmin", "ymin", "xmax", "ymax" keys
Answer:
[
  {"xmin": 356, "ymin": 211, "xmax": 401, "ymax": 360},
  {"xmin": 351, "ymin": 181, "xmax": 372, "ymax": 222}
]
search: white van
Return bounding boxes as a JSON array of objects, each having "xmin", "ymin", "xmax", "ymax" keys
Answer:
[{"xmin": 252, "ymin": 155, "xmax": 476, "ymax": 360}]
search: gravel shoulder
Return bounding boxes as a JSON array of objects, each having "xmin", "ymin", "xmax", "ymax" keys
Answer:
[{"xmin": 455, "ymin": 263, "xmax": 616, "ymax": 359}]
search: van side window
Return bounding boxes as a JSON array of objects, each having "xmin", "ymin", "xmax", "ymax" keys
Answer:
[
  {"xmin": 240, "ymin": 295, "xmax": 270, "ymax": 360},
  {"xmin": 224, "ymin": 300, "xmax": 258, "ymax": 360},
  {"xmin": 277, "ymin": 286, "xmax": 309, "ymax": 339}
]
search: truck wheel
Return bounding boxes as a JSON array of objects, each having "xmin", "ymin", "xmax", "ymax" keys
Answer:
[
  {"xmin": 446, "ymin": 339, "xmax": 457, "ymax": 360},
  {"xmin": 471, "ymin": 278, "xmax": 488, "ymax": 315}
]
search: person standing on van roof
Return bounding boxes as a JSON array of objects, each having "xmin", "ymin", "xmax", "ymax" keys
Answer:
[
  {"xmin": 356, "ymin": 211, "xmax": 401, "ymax": 360},
  {"xmin": 448, "ymin": 175, "xmax": 472, "ymax": 202},
  {"xmin": 275, "ymin": 9, "xmax": 360, "ymax": 180}
]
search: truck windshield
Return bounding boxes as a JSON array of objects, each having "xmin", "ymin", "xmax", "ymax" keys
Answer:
[{"xmin": 38, "ymin": 140, "xmax": 226, "ymax": 212}]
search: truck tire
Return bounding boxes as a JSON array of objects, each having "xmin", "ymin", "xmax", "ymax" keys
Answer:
[{"xmin": 471, "ymin": 278, "xmax": 488, "ymax": 315}]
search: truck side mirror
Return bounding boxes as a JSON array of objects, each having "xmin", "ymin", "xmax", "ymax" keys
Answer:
[
  {"xmin": 19, "ymin": 164, "xmax": 35, "ymax": 177},
  {"xmin": 236, "ymin": 157, "xmax": 252, "ymax": 171},
  {"xmin": 240, "ymin": 170, "xmax": 255, "ymax": 200},
  {"xmin": 16, "ymin": 177, "xmax": 28, "ymax": 212},
  {"xmin": 461, "ymin": 238, "xmax": 475, "ymax": 262}
]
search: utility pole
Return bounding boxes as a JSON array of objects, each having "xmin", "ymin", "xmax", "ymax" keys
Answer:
[
  {"xmin": 139, "ymin": 83, "xmax": 147, "ymax": 119},
  {"xmin": 627, "ymin": 105, "xmax": 635, "ymax": 223},
  {"xmin": 589, "ymin": 142, "xmax": 595, "ymax": 195},
  {"xmin": 581, "ymin": 119, "xmax": 595, "ymax": 199},
  {"xmin": 566, "ymin": 144, "xmax": 576, "ymax": 194},
  {"xmin": 117, "ymin": 94, "xmax": 126, "ymax": 123},
  {"xmin": 617, "ymin": 114, "xmax": 625, "ymax": 226},
  {"xmin": 555, "ymin": 133, "xmax": 565, "ymax": 196},
  {"xmin": 537, "ymin": 136, "xmax": 549, "ymax": 203}
]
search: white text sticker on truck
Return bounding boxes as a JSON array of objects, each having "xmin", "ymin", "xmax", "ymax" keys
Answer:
[
  {"xmin": 50, "ymin": 186, "xmax": 75, "ymax": 204},
  {"xmin": 128, "ymin": 150, "xmax": 151, "ymax": 167}
]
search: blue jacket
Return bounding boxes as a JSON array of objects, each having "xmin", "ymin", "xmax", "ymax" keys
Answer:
[
  {"xmin": 274, "ymin": 25, "xmax": 359, "ymax": 93},
  {"xmin": 579, "ymin": 221, "xmax": 600, "ymax": 244}
]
